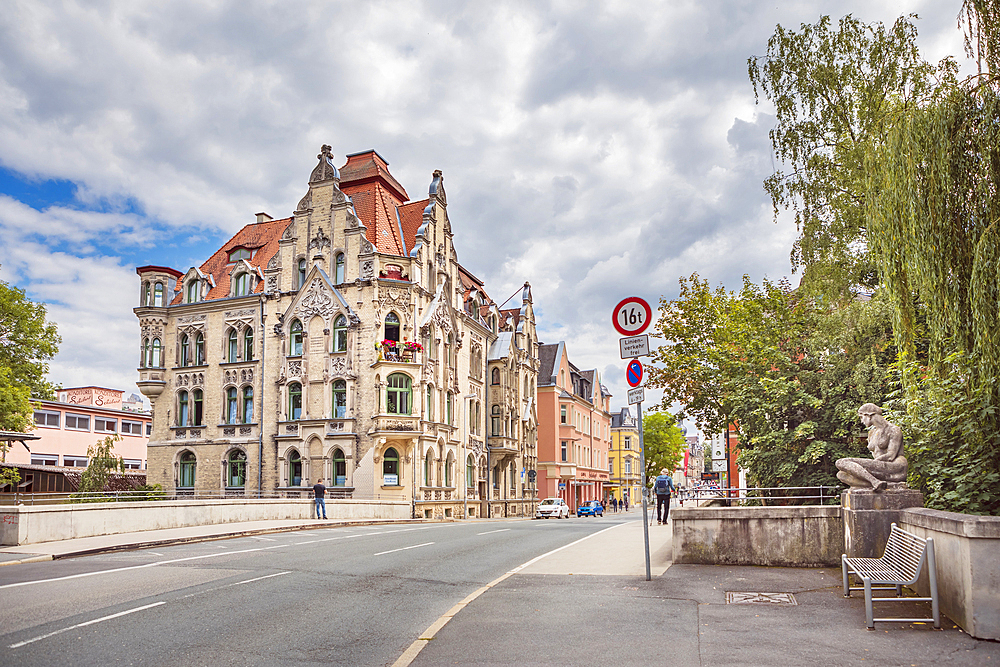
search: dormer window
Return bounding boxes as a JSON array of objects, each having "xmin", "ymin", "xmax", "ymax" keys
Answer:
[
  {"xmin": 229, "ymin": 248, "xmax": 252, "ymax": 262},
  {"xmin": 186, "ymin": 281, "xmax": 199, "ymax": 304},
  {"xmin": 233, "ymin": 272, "xmax": 250, "ymax": 296},
  {"xmin": 154, "ymin": 283, "xmax": 164, "ymax": 306}
]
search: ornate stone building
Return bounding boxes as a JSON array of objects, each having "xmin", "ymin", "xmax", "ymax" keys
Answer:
[{"xmin": 134, "ymin": 146, "xmax": 538, "ymax": 518}]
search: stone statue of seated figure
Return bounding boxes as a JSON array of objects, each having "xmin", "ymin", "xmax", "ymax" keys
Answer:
[{"xmin": 836, "ymin": 403, "xmax": 907, "ymax": 492}]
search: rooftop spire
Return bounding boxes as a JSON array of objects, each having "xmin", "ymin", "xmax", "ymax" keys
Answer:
[{"xmin": 309, "ymin": 144, "xmax": 340, "ymax": 183}]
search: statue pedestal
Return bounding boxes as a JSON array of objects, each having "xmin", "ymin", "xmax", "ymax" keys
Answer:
[{"xmin": 841, "ymin": 488, "xmax": 924, "ymax": 558}]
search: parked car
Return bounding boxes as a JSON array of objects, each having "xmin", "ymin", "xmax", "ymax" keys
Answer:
[
  {"xmin": 535, "ymin": 497, "xmax": 570, "ymax": 519},
  {"xmin": 577, "ymin": 500, "xmax": 604, "ymax": 517}
]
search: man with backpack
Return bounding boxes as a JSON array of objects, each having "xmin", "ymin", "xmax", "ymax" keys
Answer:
[{"xmin": 654, "ymin": 468, "xmax": 676, "ymax": 524}]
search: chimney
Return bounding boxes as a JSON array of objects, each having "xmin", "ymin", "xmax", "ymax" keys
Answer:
[{"xmin": 255, "ymin": 212, "xmax": 273, "ymax": 223}]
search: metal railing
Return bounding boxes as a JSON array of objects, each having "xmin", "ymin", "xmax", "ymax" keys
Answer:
[
  {"xmin": 670, "ymin": 485, "xmax": 844, "ymax": 507},
  {"xmin": 0, "ymin": 489, "xmax": 404, "ymax": 506}
]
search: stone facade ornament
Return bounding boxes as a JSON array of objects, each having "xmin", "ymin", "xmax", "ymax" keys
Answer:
[
  {"xmin": 296, "ymin": 189, "xmax": 313, "ymax": 212},
  {"xmin": 308, "ymin": 227, "xmax": 331, "ymax": 252},
  {"xmin": 309, "ymin": 145, "xmax": 340, "ymax": 183},
  {"xmin": 361, "ymin": 260, "xmax": 374, "ymax": 280},
  {"xmin": 836, "ymin": 404, "xmax": 908, "ymax": 491},
  {"xmin": 360, "ymin": 238, "xmax": 374, "ymax": 255},
  {"xmin": 295, "ymin": 278, "xmax": 335, "ymax": 319}
]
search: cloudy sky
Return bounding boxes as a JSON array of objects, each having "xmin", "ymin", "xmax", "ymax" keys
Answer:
[{"xmin": 0, "ymin": 0, "xmax": 972, "ymax": 413}]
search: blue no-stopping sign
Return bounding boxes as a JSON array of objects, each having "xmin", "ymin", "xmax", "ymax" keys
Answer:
[{"xmin": 626, "ymin": 359, "xmax": 644, "ymax": 387}]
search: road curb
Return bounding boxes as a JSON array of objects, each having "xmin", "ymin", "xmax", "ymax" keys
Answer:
[{"xmin": 0, "ymin": 554, "xmax": 54, "ymax": 567}]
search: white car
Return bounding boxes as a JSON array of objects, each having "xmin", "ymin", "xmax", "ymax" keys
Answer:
[{"xmin": 535, "ymin": 497, "xmax": 570, "ymax": 519}]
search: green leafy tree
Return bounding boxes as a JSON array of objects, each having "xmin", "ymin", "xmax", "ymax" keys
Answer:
[
  {"xmin": 648, "ymin": 273, "xmax": 896, "ymax": 491},
  {"xmin": 76, "ymin": 435, "xmax": 125, "ymax": 498},
  {"xmin": 748, "ymin": 14, "xmax": 951, "ymax": 300},
  {"xmin": 860, "ymin": 3, "xmax": 1000, "ymax": 514},
  {"xmin": 641, "ymin": 411, "xmax": 687, "ymax": 484},
  {"xmin": 0, "ymin": 271, "xmax": 60, "ymax": 489}
]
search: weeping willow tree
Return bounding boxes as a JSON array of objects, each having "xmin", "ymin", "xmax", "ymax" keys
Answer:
[{"xmin": 864, "ymin": 1, "xmax": 1000, "ymax": 514}]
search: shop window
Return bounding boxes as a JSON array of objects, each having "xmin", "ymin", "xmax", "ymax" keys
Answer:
[{"xmin": 382, "ymin": 447, "xmax": 399, "ymax": 485}]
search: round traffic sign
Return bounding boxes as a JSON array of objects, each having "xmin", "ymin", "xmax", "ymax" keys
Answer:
[
  {"xmin": 612, "ymin": 296, "xmax": 652, "ymax": 336},
  {"xmin": 626, "ymin": 359, "xmax": 644, "ymax": 387}
]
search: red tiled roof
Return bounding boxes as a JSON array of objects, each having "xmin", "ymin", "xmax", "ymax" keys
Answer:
[
  {"xmin": 398, "ymin": 199, "xmax": 427, "ymax": 254},
  {"xmin": 170, "ymin": 217, "xmax": 292, "ymax": 304},
  {"xmin": 340, "ymin": 151, "xmax": 415, "ymax": 257}
]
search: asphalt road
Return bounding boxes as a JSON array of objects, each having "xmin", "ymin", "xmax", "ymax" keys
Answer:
[{"xmin": 0, "ymin": 517, "xmax": 623, "ymax": 667}]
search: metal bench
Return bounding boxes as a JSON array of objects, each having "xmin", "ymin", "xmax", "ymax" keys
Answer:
[{"xmin": 842, "ymin": 522, "xmax": 939, "ymax": 629}]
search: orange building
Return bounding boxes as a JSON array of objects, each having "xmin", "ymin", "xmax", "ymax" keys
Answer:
[
  {"xmin": 536, "ymin": 342, "xmax": 612, "ymax": 512},
  {"xmin": 6, "ymin": 387, "xmax": 151, "ymax": 469}
]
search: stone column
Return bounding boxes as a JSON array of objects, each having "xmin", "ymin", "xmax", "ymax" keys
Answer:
[{"xmin": 841, "ymin": 488, "xmax": 924, "ymax": 557}]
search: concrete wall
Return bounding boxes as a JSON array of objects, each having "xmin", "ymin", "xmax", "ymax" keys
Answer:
[
  {"xmin": 900, "ymin": 507, "xmax": 1000, "ymax": 640},
  {"xmin": 671, "ymin": 505, "xmax": 844, "ymax": 567},
  {"xmin": 0, "ymin": 498, "xmax": 409, "ymax": 546}
]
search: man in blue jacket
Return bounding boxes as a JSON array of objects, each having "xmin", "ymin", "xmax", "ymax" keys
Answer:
[{"xmin": 654, "ymin": 468, "xmax": 676, "ymax": 524}]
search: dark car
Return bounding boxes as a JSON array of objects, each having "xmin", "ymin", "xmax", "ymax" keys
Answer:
[{"xmin": 576, "ymin": 500, "xmax": 604, "ymax": 517}]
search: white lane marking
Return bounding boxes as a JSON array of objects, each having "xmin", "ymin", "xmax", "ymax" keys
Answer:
[
  {"xmin": 391, "ymin": 522, "xmax": 627, "ymax": 667},
  {"xmin": 146, "ymin": 552, "xmax": 164, "ymax": 556},
  {"xmin": 1, "ymin": 524, "xmax": 438, "ymax": 590},
  {"xmin": 9, "ymin": 602, "xmax": 166, "ymax": 649},
  {"xmin": 477, "ymin": 529, "xmax": 511, "ymax": 536},
  {"xmin": 373, "ymin": 542, "xmax": 434, "ymax": 556},
  {"xmin": 252, "ymin": 537, "xmax": 277, "ymax": 542},
  {"xmin": 10, "ymin": 571, "xmax": 293, "ymax": 649}
]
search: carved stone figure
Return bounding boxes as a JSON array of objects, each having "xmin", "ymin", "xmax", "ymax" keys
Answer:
[{"xmin": 836, "ymin": 403, "xmax": 908, "ymax": 491}]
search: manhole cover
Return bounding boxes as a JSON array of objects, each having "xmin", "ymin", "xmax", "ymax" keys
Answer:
[{"xmin": 725, "ymin": 592, "xmax": 797, "ymax": 605}]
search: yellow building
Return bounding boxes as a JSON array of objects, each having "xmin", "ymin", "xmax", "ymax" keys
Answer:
[{"xmin": 609, "ymin": 407, "xmax": 641, "ymax": 505}]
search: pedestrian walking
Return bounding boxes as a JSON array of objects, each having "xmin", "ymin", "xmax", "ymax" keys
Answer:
[
  {"xmin": 623, "ymin": 495, "xmax": 629, "ymax": 512},
  {"xmin": 313, "ymin": 478, "xmax": 327, "ymax": 519},
  {"xmin": 654, "ymin": 468, "xmax": 676, "ymax": 524}
]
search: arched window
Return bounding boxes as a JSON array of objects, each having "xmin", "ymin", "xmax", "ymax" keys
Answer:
[
  {"xmin": 153, "ymin": 282, "xmax": 164, "ymax": 307},
  {"xmin": 426, "ymin": 385, "xmax": 434, "ymax": 421},
  {"xmin": 509, "ymin": 461, "xmax": 516, "ymax": 490},
  {"xmin": 228, "ymin": 329, "xmax": 239, "ymax": 362},
  {"xmin": 141, "ymin": 338, "xmax": 149, "ymax": 368},
  {"xmin": 333, "ymin": 380, "xmax": 347, "ymax": 419},
  {"xmin": 227, "ymin": 450, "xmax": 246, "ymax": 488},
  {"xmin": 288, "ymin": 382, "xmax": 302, "ymax": 420},
  {"xmin": 297, "ymin": 259, "xmax": 306, "ymax": 288},
  {"xmin": 233, "ymin": 272, "xmax": 250, "ymax": 296},
  {"xmin": 192, "ymin": 389, "xmax": 204, "ymax": 426},
  {"xmin": 445, "ymin": 455, "xmax": 453, "ymax": 487},
  {"xmin": 335, "ymin": 253, "xmax": 345, "ymax": 283},
  {"xmin": 466, "ymin": 455, "xmax": 475, "ymax": 488},
  {"xmin": 242, "ymin": 386, "xmax": 254, "ymax": 424},
  {"xmin": 447, "ymin": 334, "xmax": 454, "ymax": 367},
  {"xmin": 179, "ymin": 451, "xmax": 196, "ymax": 488},
  {"xmin": 186, "ymin": 280, "xmax": 199, "ymax": 303},
  {"xmin": 383, "ymin": 447, "xmax": 399, "ymax": 484},
  {"xmin": 150, "ymin": 338, "xmax": 162, "ymax": 368},
  {"xmin": 226, "ymin": 387, "xmax": 238, "ymax": 424},
  {"xmin": 195, "ymin": 333, "xmax": 205, "ymax": 365},
  {"xmin": 491, "ymin": 367, "xmax": 500, "ymax": 386},
  {"xmin": 446, "ymin": 392, "xmax": 454, "ymax": 426},
  {"xmin": 491, "ymin": 405, "xmax": 501, "ymax": 436},
  {"xmin": 178, "ymin": 390, "xmax": 189, "ymax": 426},
  {"xmin": 244, "ymin": 327, "xmax": 254, "ymax": 361},
  {"xmin": 143, "ymin": 282, "xmax": 150, "ymax": 306},
  {"xmin": 180, "ymin": 334, "xmax": 190, "ymax": 367},
  {"xmin": 384, "ymin": 312, "xmax": 400, "ymax": 343},
  {"xmin": 332, "ymin": 448, "xmax": 347, "ymax": 486},
  {"xmin": 333, "ymin": 315, "xmax": 347, "ymax": 353},
  {"xmin": 290, "ymin": 320, "xmax": 303, "ymax": 356},
  {"xmin": 424, "ymin": 450, "xmax": 433, "ymax": 486},
  {"xmin": 288, "ymin": 449, "xmax": 302, "ymax": 486},
  {"xmin": 386, "ymin": 373, "xmax": 411, "ymax": 415}
]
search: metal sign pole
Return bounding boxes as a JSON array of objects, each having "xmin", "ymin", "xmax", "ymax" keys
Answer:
[{"xmin": 637, "ymin": 400, "xmax": 651, "ymax": 581}]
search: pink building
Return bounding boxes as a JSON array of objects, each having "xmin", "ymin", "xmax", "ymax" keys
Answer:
[{"xmin": 5, "ymin": 387, "xmax": 151, "ymax": 470}]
